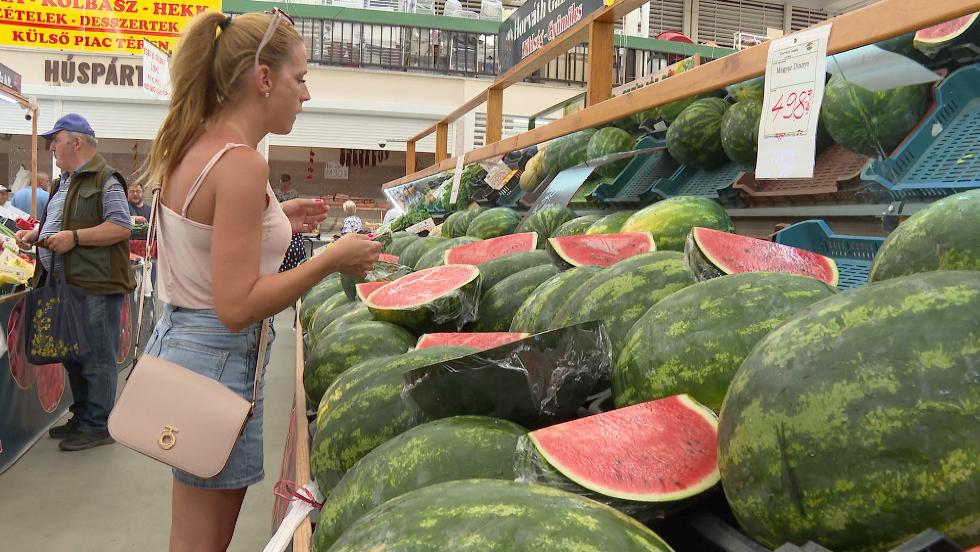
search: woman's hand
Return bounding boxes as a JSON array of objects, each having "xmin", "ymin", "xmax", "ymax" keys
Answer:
[
  {"xmin": 326, "ymin": 233, "xmax": 382, "ymax": 279},
  {"xmin": 281, "ymin": 198, "xmax": 328, "ymax": 234}
]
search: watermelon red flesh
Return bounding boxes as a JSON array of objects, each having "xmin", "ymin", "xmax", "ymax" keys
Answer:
[
  {"xmin": 914, "ymin": 13, "xmax": 979, "ymax": 49},
  {"xmin": 549, "ymin": 233, "xmax": 656, "ymax": 267},
  {"xmin": 416, "ymin": 332, "xmax": 529, "ymax": 351},
  {"xmin": 444, "ymin": 233, "xmax": 537, "ymax": 265},
  {"xmin": 365, "ymin": 265, "xmax": 479, "ymax": 309},
  {"xmin": 378, "ymin": 253, "xmax": 400, "ymax": 264},
  {"xmin": 691, "ymin": 227, "xmax": 839, "ymax": 286},
  {"xmin": 356, "ymin": 282, "xmax": 388, "ymax": 301},
  {"xmin": 529, "ymin": 395, "xmax": 720, "ymax": 502}
]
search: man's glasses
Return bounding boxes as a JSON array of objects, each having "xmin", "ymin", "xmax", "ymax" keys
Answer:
[{"xmin": 254, "ymin": 8, "xmax": 295, "ymax": 71}]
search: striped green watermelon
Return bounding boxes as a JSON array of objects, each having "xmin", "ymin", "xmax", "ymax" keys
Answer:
[
  {"xmin": 477, "ymin": 249, "xmax": 551, "ymax": 290},
  {"xmin": 303, "ymin": 321, "xmax": 415, "ymax": 403},
  {"xmin": 306, "ymin": 291, "xmax": 353, "ymax": 337},
  {"xmin": 870, "ymin": 188, "xmax": 980, "ymax": 282},
  {"xmin": 547, "ymin": 129, "xmax": 598, "ymax": 174},
  {"xmin": 442, "ymin": 210, "xmax": 468, "ymax": 238},
  {"xmin": 324, "ymin": 479, "xmax": 675, "ymax": 552},
  {"xmin": 615, "ymin": 272, "xmax": 837, "ymax": 413},
  {"xmin": 474, "ymin": 264, "xmax": 559, "ymax": 331},
  {"xmin": 667, "ymin": 97, "xmax": 731, "ymax": 169},
  {"xmin": 310, "ymin": 301, "xmax": 362, "ymax": 336},
  {"xmin": 720, "ymin": 99, "xmax": 762, "ymax": 168},
  {"xmin": 300, "ymin": 274, "xmax": 342, "ymax": 329},
  {"xmin": 414, "ymin": 236, "xmax": 481, "ymax": 270},
  {"xmin": 444, "ymin": 233, "xmax": 537, "ymax": 265},
  {"xmin": 820, "ymin": 75, "xmax": 928, "ymax": 157},
  {"xmin": 725, "ymin": 77, "xmax": 765, "ymax": 102},
  {"xmin": 588, "ymin": 127, "xmax": 636, "ymax": 179},
  {"xmin": 586, "ymin": 211, "xmax": 635, "ymax": 235},
  {"xmin": 366, "ymin": 265, "xmax": 481, "ymax": 332},
  {"xmin": 398, "ymin": 236, "xmax": 447, "ymax": 269},
  {"xmin": 632, "ymin": 107, "xmax": 660, "ymax": 126},
  {"xmin": 550, "ymin": 252, "xmax": 693, "ymax": 358},
  {"xmin": 659, "ymin": 93, "xmax": 712, "ymax": 123},
  {"xmin": 310, "ymin": 345, "xmax": 477, "ymax": 492},
  {"xmin": 622, "ymin": 197, "xmax": 734, "ymax": 251},
  {"xmin": 466, "ymin": 207, "xmax": 520, "ymax": 239},
  {"xmin": 510, "ymin": 266, "xmax": 601, "ymax": 334},
  {"xmin": 312, "ymin": 416, "xmax": 526, "ymax": 550},
  {"xmin": 553, "ymin": 215, "xmax": 603, "ymax": 237},
  {"xmin": 386, "ymin": 233, "xmax": 420, "ymax": 256},
  {"xmin": 450, "ymin": 208, "xmax": 484, "ymax": 238},
  {"xmin": 416, "ymin": 332, "xmax": 528, "ymax": 351},
  {"xmin": 718, "ymin": 270, "xmax": 980, "ymax": 551},
  {"xmin": 517, "ymin": 206, "xmax": 577, "ymax": 246},
  {"xmin": 321, "ymin": 305, "xmax": 373, "ymax": 335}
]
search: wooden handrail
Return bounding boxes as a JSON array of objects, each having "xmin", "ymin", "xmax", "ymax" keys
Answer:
[
  {"xmin": 389, "ymin": 0, "xmax": 979, "ymax": 189},
  {"xmin": 291, "ymin": 302, "xmax": 313, "ymax": 551}
]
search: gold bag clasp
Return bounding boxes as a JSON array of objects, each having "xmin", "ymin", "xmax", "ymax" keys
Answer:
[{"xmin": 158, "ymin": 426, "xmax": 178, "ymax": 450}]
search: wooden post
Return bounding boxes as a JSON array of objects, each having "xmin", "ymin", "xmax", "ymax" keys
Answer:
[
  {"xmin": 405, "ymin": 140, "xmax": 417, "ymax": 175},
  {"xmin": 485, "ymin": 88, "xmax": 503, "ymax": 145},
  {"xmin": 586, "ymin": 20, "xmax": 615, "ymax": 107},
  {"xmin": 292, "ymin": 302, "xmax": 313, "ymax": 551},
  {"xmin": 435, "ymin": 122, "xmax": 449, "ymax": 162}
]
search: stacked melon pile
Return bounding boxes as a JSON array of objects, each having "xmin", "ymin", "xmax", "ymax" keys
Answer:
[{"xmin": 300, "ymin": 184, "xmax": 980, "ymax": 551}]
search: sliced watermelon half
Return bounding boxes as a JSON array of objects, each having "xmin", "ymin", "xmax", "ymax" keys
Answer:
[
  {"xmin": 529, "ymin": 395, "xmax": 719, "ymax": 502},
  {"xmin": 365, "ymin": 264, "xmax": 481, "ymax": 331},
  {"xmin": 548, "ymin": 232, "xmax": 655, "ymax": 267},
  {"xmin": 913, "ymin": 12, "xmax": 979, "ymax": 56},
  {"xmin": 355, "ymin": 281, "xmax": 388, "ymax": 301},
  {"xmin": 443, "ymin": 232, "xmax": 537, "ymax": 265},
  {"xmin": 378, "ymin": 253, "xmax": 400, "ymax": 264},
  {"xmin": 687, "ymin": 226, "xmax": 839, "ymax": 286},
  {"xmin": 416, "ymin": 332, "xmax": 529, "ymax": 351}
]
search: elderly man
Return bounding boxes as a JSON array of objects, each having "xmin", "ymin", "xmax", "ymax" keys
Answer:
[
  {"xmin": 12, "ymin": 171, "xmax": 51, "ymax": 216},
  {"xmin": 15, "ymin": 113, "xmax": 135, "ymax": 451}
]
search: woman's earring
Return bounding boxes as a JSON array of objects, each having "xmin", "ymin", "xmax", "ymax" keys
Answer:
[{"xmin": 264, "ymin": 92, "xmax": 270, "ymax": 98}]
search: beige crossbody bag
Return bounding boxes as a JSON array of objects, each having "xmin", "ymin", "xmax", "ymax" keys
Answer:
[{"xmin": 108, "ymin": 189, "xmax": 270, "ymax": 478}]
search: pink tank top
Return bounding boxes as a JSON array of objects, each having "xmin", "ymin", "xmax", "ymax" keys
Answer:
[{"xmin": 157, "ymin": 143, "xmax": 292, "ymax": 309}]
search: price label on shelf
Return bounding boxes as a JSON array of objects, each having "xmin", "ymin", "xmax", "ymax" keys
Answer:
[
  {"xmin": 449, "ymin": 155, "xmax": 466, "ymax": 206},
  {"xmin": 405, "ymin": 218, "xmax": 436, "ymax": 235},
  {"xmin": 756, "ymin": 24, "xmax": 832, "ymax": 180}
]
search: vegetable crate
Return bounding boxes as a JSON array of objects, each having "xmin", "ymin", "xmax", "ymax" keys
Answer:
[
  {"xmin": 589, "ymin": 136, "xmax": 677, "ymax": 206},
  {"xmin": 774, "ymin": 220, "xmax": 884, "ymax": 290},
  {"xmin": 649, "ymin": 161, "xmax": 745, "ymax": 206}
]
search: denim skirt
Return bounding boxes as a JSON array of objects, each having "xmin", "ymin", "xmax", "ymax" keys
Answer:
[{"xmin": 143, "ymin": 304, "xmax": 274, "ymax": 489}]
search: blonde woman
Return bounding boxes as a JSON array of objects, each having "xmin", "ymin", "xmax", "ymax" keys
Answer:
[
  {"xmin": 139, "ymin": 10, "xmax": 380, "ymax": 550},
  {"xmin": 340, "ymin": 199, "xmax": 362, "ymax": 235}
]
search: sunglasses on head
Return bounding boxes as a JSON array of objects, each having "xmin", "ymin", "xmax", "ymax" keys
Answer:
[{"xmin": 254, "ymin": 7, "xmax": 295, "ymax": 71}]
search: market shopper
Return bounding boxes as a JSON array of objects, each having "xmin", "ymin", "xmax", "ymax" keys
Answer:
[
  {"xmin": 340, "ymin": 200, "xmax": 362, "ymax": 235},
  {"xmin": 14, "ymin": 113, "xmax": 134, "ymax": 451},
  {"xmin": 11, "ymin": 171, "xmax": 50, "ymax": 215},
  {"xmin": 139, "ymin": 10, "xmax": 379, "ymax": 551},
  {"xmin": 127, "ymin": 182, "xmax": 152, "ymax": 224}
]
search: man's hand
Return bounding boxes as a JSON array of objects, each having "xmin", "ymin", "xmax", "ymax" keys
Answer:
[
  {"xmin": 14, "ymin": 229, "xmax": 38, "ymax": 251},
  {"xmin": 42, "ymin": 231, "xmax": 76, "ymax": 254},
  {"xmin": 134, "ymin": 216, "xmax": 148, "ymax": 225}
]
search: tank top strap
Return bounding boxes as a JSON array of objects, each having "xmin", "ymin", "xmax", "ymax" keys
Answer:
[{"xmin": 180, "ymin": 142, "xmax": 249, "ymax": 216}]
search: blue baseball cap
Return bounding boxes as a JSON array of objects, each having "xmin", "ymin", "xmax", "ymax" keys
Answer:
[{"xmin": 41, "ymin": 113, "xmax": 96, "ymax": 139}]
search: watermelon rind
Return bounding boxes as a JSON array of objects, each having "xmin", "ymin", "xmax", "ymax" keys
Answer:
[
  {"xmin": 869, "ymin": 188, "xmax": 980, "ymax": 282},
  {"xmin": 306, "ymin": 291, "xmax": 353, "ymax": 337},
  {"xmin": 321, "ymin": 305, "xmax": 373, "ymax": 336},
  {"xmin": 474, "ymin": 264, "xmax": 560, "ymax": 331},
  {"xmin": 398, "ymin": 236, "xmax": 447, "ymax": 269},
  {"xmin": 720, "ymin": 99, "xmax": 763, "ymax": 169},
  {"xmin": 476, "ymin": 249, "xmax": 551, "ymax": 290},
  {"xmin": 622, "ymin": 196, "xmax": 734, "ymax": 251},
  {"xmin": 666, "ymin": 97, "xmax": 731, "ymax": 170},
  {"xmin": 510, "ymin": 266, "xmax": 601, "ymax": 334},
  {"xmin": 528, "ymin": 395, "xmax": 720, "ymax": 502},
  {"xmin": 549, "ymin": 232, "xmax": 656, "ymax": 268},
  {"xmin": 466, "ymin": 207, "xmax": 521, "ymax": 239},
  {"xmin": 443, "ymin": 232, "xmax": 537, "ymax": 265},
  {"xmin": 324, "ymin": 479, "xmax": 675, "ymax": 552},
  {"xmin": 718, "ymin": 270, "xmax": 980, "ymax": 551},
  {"xmin": 312, "ymin": 416, "xmax": 526, "ymax": 551},
  {"xmin": 299, "ymin": 274, "xmax": 343, "ymax": 329},
  {"xmin": 614, "ymin": 272, "xmax": 837, "ymax": 413}
]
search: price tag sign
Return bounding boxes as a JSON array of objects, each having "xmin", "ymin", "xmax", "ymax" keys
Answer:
[
  {"xmin": 449, "ymin": 156, "xmax": 466, "ymax": 206},
  {"xmin": 406, "ymin": 218, "xmax": 436, "ymax": 235},
  {"xmin": 756, "ymin": 24, "xmax": 832, "ymax": 179},
  {"xmin": 485, "ymin": 164, "xmax": 518, "ymax": 191}
]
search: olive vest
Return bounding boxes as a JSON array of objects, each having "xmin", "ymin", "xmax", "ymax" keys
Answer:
[{"xmin": 32, "ymin": 154, "xmax": 136, "ymax": 295}]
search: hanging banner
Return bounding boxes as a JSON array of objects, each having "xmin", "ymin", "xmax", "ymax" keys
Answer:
[
  {"xmin": 498, "ymin": 0, "xmax": 604, "ymax": 74},
  {"xmin": 0, "ymin": 0, "xmax": 221, "ymax": 55},
  {"xmin": 142, "ymin": 38, "xmax": 171, "ymax": 98}
]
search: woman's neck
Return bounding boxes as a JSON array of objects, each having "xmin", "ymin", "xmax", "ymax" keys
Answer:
[{"xmin": 210, "ymin": 109, "xmax": 265, "ymax": 149}]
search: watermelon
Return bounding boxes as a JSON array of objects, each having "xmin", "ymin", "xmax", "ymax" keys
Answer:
[
  {"xmin": 321, "ymin": 305, "xmax": 373, "ymax": 335},
  {"xmin": 354, "ymin": 282, "xmax": 387, "ymax": 301},
  {"xmin": 416, "ymin": 332, "xmax": 528, "ymax": 351},
  {"xmin": 913, "ymin": 12, "xmax": 980, "ymax": 58},
  {"xmin": 299, "ymin": 275, "xmax": 342, "ymax": 329},
  {"xmin": 549, "ymin": 129, "xmax": 598, "ymax": 174},
  {"xmin": 588, "ymin": 127, "xmax": 636, "ymax": 179},
  {"xmin": 622, "ymin": 196, "xmax": 734, "ymax": 251},
  {"xmin": 442, "ymin": 210, "xmax": 474, "ymax": 238},
  {"xmin": 466, "ymin": 207, "xmax": 520, "ymax": 239},
  {"xmin": 870, "ymin": 188, "xmax": 980, "ymax": 282},
  {"xmin": 386, "ymin": 234, "xmax": 420, "ymax": 256},
  {"xmin": 720, "ymin": 99, "xmax": 762, "ymax": 168},
  {"xmin": 414, "ymin": 236, "xmax": 481, "ymax": 270},
  {"xmin": 398, "ymin": 236, "xmax": 446, "ymax": 269},
  {"xmin": 510, "ymin": 266, "xmax": 601, "ymax": 334},
  {"xmin": 517, "ymin": 206, "xmax": 577, "ymax": 245},
  {"xmin": 659, "ymin": 93, "xmax": 712, "ymax": 123},
  {"xmin": 366, "ymin": 265, "xmax": 481, "ymax": 332},
  {"xmin": 553, "ymin": 215, "xmax": 603, "ymax": 237},
  {"xmin": 444, "ymin": 232, "xmax": 537, "ymax": 265},
  {"xmin": 477, "ymin": 249, "xmax": 551, "ymax": 290},
  {"xmin": 820, "ymin": 75, "xmax": 928, "ymax": 157},
  {"xmin": 550, "ymin": 252, "xmax": 693, "ymax": 358},
  {"xmin": 307, "ymin": 291, "xmax": 353, "ymax": 337},
  {"xmin": 685, "ymin": 227, "xmax": 839, "ymax": 286},
  {"xmin": 324, "ymin": 479, "xmax": 674, "ymax": 552},
  {"xmin": 310, "ymin": 345, "xmax": 477, "ymax": 491},
  {"xmin": 666, "ymin": 97, "xmax": 731, "ymax": 169},
  {"xmin": 549, "ymin": 232, "xmax": 656, "ymax": 268},
  {"xmin": 303, "ymin": 321, "xmax": 415, "ymax": 403},
  {"xmin": 474, "ymin": 264, "xmax": 560, "ymax": 331},
  {"xmin": 526, "ymin": 395, "xmax": 719, "ymax": 501},
  {"xmin": 718, "ymin": 270, "xmax": 980, "ymax": 551},
  {"xmin": 586, "ymin": 211, "xmax": 634, "ymax": 235},
  {"xmin": 726, "ymin": 76, "xmax": 765, "ymax": 102},
  {"xmin": 310, "ymin": 301, "xmax": 362, "ymax": 336},
  {"xmin": 631, "ymin": 107, "xmax": 660, "ymax": 126},
  {"xmin": 615, "ymin": 272, "xmax": 837, "ymax": 413},
  {"xmin": 312, "ymin": 416, "xmax": 527, "ymax": 551}
]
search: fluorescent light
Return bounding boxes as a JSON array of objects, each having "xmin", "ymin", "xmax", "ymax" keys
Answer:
[{"xmin": 0, "ymin": 91, "xmax": 18, "ymax": 105}]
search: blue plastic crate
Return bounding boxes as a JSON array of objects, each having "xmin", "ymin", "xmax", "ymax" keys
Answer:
[
  {"xmin": 862, "ymin": 63, "xmax": 980, "ymax": 195},
  {"xmin": 590, "ymin": 136, "xmax": 676, "ymax": 205},
  {"xmin": 647, "ymin": 161, "xmax": 744, "ymax": 205},
  {"xmin": 775, "ymin": 220, "xmax": 885, "ymax": 290}
]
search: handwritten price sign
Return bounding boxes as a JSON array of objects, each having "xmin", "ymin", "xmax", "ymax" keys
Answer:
[{"xmin": 767, "ymin": 86, "xmax": 816, "ymax": 136}]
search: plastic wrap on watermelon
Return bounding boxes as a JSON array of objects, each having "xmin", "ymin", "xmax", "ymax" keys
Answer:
[
  {"xmin": 365, "ymin": 265, "xmax": 483, "ymax": 332},
  {"xmin": 683, "ymin": 231, "xmax": 724, "ymax": 282},
  {"xmin": 401, "ymin": 321, "xmax": 612, "ymax": 429},
  {"xmin": 340, "ymin": 259, "xmax": 414, "ymax": 300}
]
